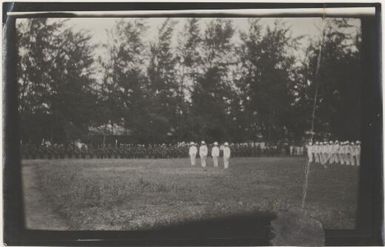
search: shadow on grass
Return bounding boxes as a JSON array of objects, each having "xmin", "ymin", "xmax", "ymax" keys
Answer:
[
  {"xmin": 21, "ymin": 211, "xmax": 276, "ymax": 245},
  {"xmin": 143, "ymin": 210, "xmax": 276, "ymax": 243}
]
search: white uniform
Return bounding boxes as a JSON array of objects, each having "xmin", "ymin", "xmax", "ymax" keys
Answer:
[
  {"xmin": 336, "ymin": 144, "xmax": 343, "ymax": 165},
  {"xmin": 341, "ymin": 144, "xmax": 347, "ymax": 165},
  {"xmin": 355, "ymin": 143, "xmax": 361, "ymax": 166},
  {"xmin": 319, "ymin": 144, "xmax": 324, "ymax": 165},
  {"xmin": 223, "ymin": 146, "xmax": 231, "ymax": 169},
  {"xmin": 199, "ymin": 145, "xmax": 208, "ymax": 167},
  {"xmin": 326, "ymin": 143, "xmax": 332, "ymax": 165},
  {"xmin": 331, "ymin": 143, "xmax": 339, "ymax": 165},
  {"xmin": 344, "ymin": 144, "xmax": 350, "ymax": 165},
  {"xmin": 348, "ymin": 143, "xmax": 355, "ymax": 166},
  {"xmin": 329, "ymin": 143, "xmax": 334, "ymax": 164},
  {"xmin": 343, "ymin": 143, "xmax": 348, "ymax": 165},
  {"xmin": 306, "ymin": 144, "xmax": 313, "ymax": 163},
  {"xmin": 323, "ymin": 143, "xmax": 328, "ymax": 165},
  {"xmin": 211, "ymin": 146, "xmax": 220, "ymax": 167},
  {"xmin": 314, "ymin": 144, "xmax": 320, "ymax": 164},
  {"xmin": 322, "ymin": 143, "xmax": 327, "ymax": 165},
  {"xmin": 299, "ymin": 146, "xmax": 304, "ymax": 156},
  {"xmin": 189, "ymin": 145, "xmax": 198, "ymax": 166},
  {"xmin": 290, "ymin": 146, "xmax": 294, "ymax": 156}
]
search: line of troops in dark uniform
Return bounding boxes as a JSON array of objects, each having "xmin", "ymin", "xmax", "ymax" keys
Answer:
[
  {"xmin": 21, "ymin": 143, "xmax": 187, "ymax": 159},
  {"xmin": 21, "ymin": 142, "xmax": 304, "ymax": 159},
  {"xmin": 306, "ymin": 141, "xmax": 361, "ymax": 166}
]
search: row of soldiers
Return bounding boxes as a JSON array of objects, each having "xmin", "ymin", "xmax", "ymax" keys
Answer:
[
  {"xmin": 189, "ymin": 141, "xmax": 231, "ymax": 169},
  {"xmin": 306, "ymin": 141, "xmax": 361, "ymax": 166},
  {"xmin": 21, "ymin": 142, "xmax": 298, "ymax": 159},
  {"xmin": 289, "ymin": 145, "xmax": 305, "ymax": 156},
  {"xmin": 21, "ymin": 143, "xmax": 188, "ymax": 159}
]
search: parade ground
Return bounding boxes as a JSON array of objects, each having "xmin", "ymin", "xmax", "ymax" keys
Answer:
[{"xmin": 22, "ymin": 157, "xmax": 358, "ymax": 231}]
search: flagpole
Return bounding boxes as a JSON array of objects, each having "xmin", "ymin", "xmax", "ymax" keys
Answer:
[
  {"xmin": 310, "ymin": 21, "xmax": 326, "ymax": 144},
  {"xmin": 302, "ymin": 16, "xmax": 326, "ymax": 210}
]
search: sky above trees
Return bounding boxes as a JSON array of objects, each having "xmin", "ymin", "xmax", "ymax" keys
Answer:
[
  {"xmin": 65, "ymin": 17, "xmax": 359, "ymax": 43},
  {"xmin": 66, "ymin": 17, "xmax": 360, "ymax": 66}
]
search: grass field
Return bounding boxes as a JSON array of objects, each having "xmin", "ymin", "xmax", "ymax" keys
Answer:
[{"xmin": 22, "ymin": 157, "xmax": 358, "ymax": 231}]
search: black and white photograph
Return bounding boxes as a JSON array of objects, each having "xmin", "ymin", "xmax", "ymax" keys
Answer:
[{"xmin": 3, "ymin": 3, "xmax": 383, "ymax": 246}]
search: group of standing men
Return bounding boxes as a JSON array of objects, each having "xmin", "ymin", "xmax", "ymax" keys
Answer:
[
  {"xmin": 189, "ymin": 141, "xmax": 231, "ymax": 169},
  {"xmin": 306, "ymin": 141, "xmax": 361, "ymax": 166}
]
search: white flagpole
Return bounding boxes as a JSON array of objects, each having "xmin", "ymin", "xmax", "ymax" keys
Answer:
[{"xmin": 301, "ymin": 16, "xmax": 327, "ymax": 210}]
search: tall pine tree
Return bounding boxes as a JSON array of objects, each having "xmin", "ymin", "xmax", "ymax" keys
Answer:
[
  {"xmin": 239, "ymin": 19, "xmax": 298, "ymax": 142},
  {"xmin": 100, "ymin": 19, "xmax": 149, "ymax": 143},
  {"xmin": 17, "ymin": 18, "xmax": 97, "ymax": 144},
  {"xmin": 147, "ymin": 19, "xmax": 179, "ymax": 143},
  {"xmin": 190, "ymin": 19, "xmax": 236, "ymax": 142}
]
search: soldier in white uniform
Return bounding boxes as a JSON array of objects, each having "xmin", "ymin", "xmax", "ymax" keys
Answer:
[
  {"xmin": 324, "ymin": 141, "xmax": 329, "ymax": 165},
  {"xmin": 319, "ymin": 142, "xmax": 323, "ymax": 164},
  {"xmin": 324, "ymin": 141, "xmax": 330, "ymax": 165},
  {"xmin": 336, "ymin": 142, "xmax": 343, "ymax": 165},
  {"xmin": 342, "ymin": 141, "xmax": 348, "ymax": 165},
  {"xmin": 328, "ymin": 142, "xmax": 332, "ymax": 164},
  {"xmin": 299, "ymin": 146, "xmax": 304, "ymax": 156},
  {"xmin": 339, "ymin": 141, "xmax": 344, "ymax": 165},
  {"xmin": 318, "ymin": 142, "xmax": 324, "ymax": 165},
  {"xmin": 341, "ymin": 141, "xmax": 348, "ymax": 165},
  {"xmin": 328, "ymin": 141, "xmax": 334, "ymax": 165},
  {"xmin": 290, "ymin": 145, "xmax": 294, "ymax": 156},
  {"xmin": 355, "ymin": 141, "xmax": 361, "ymax": 166},
  {"xmin": 321, "ymin": 141, "xmax": 326, "ymax": 165},
  {"xmin": 306, "ymin": 142, "xmax": 313, "ymax": 163},
  {"xmin": 314, "ymin": 142, "xmax": 319, "ymax": 164},
  {"xmin": 199, "ymin": 141, "xmax": 208, "ymax": 168},
  {"xmin": 223, "ymin": 142, "xmax": 231, "ymax": 169},
  {"xmin": 338, "ymin": 142, "xmax": 343, "ymax": 165},
  {"xmin": 188, "ymin": 142, "xmax": 198, "ymax": 166},
  {"xmin": 211, "ymin": 142, "xmax": 220, "ymax": 167},
  {"xmin": 322, "ymin": 141, "xmax": 329, "ymax": 166},
  {"xmin": 335, "ymin": 140, "xmax": 340, "ymax": 165},
  {"xmin": 319, "ymin": 142, "xmax": 324, "ymax": 165},
  {"xmin": 349, "ymin": 142, "xmax": 355, "ymax": 166},
  {"xmin": 345, "ymin": 141, "xmax": 351, "ymax": 165}
]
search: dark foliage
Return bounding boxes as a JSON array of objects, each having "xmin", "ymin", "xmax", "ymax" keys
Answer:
[{"xmin": 17, "ymin": 18, "xmax": 362, "ymax": 145}]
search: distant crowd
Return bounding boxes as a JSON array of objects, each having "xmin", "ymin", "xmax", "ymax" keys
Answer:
[{"xmin": 20, "ymin": 141, "xmax": 306, "ymax": 159}]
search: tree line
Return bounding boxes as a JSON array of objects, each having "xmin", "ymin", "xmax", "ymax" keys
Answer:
[{"xmin": 16, "ymin": 18, "xmax": 362, "ymax": 145}]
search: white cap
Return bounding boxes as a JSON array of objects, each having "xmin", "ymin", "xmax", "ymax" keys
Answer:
[
  {"xmin": 214, "ymin": 142, "xmax": 218, "ymax": 145},
  {"xmin": 224, "ymin": 142, "xmax": 229, "ymax": 146},
  {"xmin": 190, "ymin": 142, "xmax": 195, "ymax": 145},
  {"xmin": 201, "ymin": 141, "xmax": 206, "ymax": 145}
]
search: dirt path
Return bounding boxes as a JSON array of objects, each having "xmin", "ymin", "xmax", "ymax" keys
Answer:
[{"xmin": 22, "ymin": 165, "xmax": 70, "ymax": 230}]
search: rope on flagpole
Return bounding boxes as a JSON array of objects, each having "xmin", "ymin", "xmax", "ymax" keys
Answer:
[
  {"xmin": 301, "ymin": 10, "xmax": 327, "ymax": 210},
  {"xmin": 310, "ymin": 19, "xmax": 327, "ymax": 144}
]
